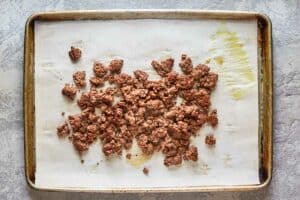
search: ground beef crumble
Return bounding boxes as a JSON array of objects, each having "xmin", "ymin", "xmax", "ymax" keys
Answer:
[
  {"xmin": 179, "ymin": 54, "xmax": 193, "ymax": 74},
  {"xmin": 57, "ymin": 54, "xmax": 218, "ymax": 167},
  {"xmin": 151, "ymin": 58, "xmax": 174, "ymax": 77},
  {"xmin": 143, "ymin": 167, "xmax": 149, "ymax": 175},
  {"xmin": 90, "ymin": 76, "xmax": 104, "ymax": 87},
  {"xmin": 126, "ymin": 153, "xmax": 132, "ymax": 159},
  {"xmin": 73, "ymin": 71, "xmax": 86, "ymax": 87},
  {"xmin": 62, "ymin": 84, "xmax": 77, "ymax": 100},
  {"xmin": 205, "ymin": 135, "xmax": 216, "ymax": 146},
  {"xmin": 57, "ymin": 122, "xmax": 70, "ymax": 137},
  {"xmin": 184, "ymin": 145, "xmax": 198, "ymax": 161},
  {"xmin": 208, "ymin": 109, "xmax": 218, "ymax": 127},
  {"xmin": 69, "ymin": 46, "xmax": 81, "ymax": 62},
  {"xmin": 93, "ymin": 62, "xmax": 107, "ymax": 77},
  {"xmin": 134, "ymin": 70, "xmax": 148, "ymax": 82},
  {"xmin": 108, "ymin": 59, "xmax": 123, "ymax": 74}
]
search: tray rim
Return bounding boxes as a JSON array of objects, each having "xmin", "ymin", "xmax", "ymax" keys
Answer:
[{"xmin": 24, "ymin": 9, "xmax": 273, "ymax": 193}]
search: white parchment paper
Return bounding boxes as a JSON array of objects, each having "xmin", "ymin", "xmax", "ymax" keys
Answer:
[{"xmin": 34, "ymin": 19, "xmax": 259, "ymax": 189}]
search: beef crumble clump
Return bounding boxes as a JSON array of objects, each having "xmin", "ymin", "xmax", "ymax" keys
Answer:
[
  {"xmin": 179, "ymin": 54, "xmax": 193, "ymax": 74},
  {"xmin": 69, "ymin": 46, "xmax": 81, "ymax": 62},
  {"xmin": 208, "ymin": 109, "xmax": 218, "ymax": 127},
  {"xmin": 57, "ymin": 54, "xmax": 218, "ymax": 167},
  {"xmin": 108, "ymin": 59, "xmax": 124, "ymax": 74},
  {"xmin": 73, "ymin": 71, "xmax": 86, "ymax": 87},
  {"xmin": 57, "ymin": 122, "xmax": 70, "ymax": 137},
  {"xmin": 93, "ymin": 62, "xmax": 107, "ymax": 77},
  {"xmin": 62, "ymin": 84, "xmax": 77, "ymax": 100},
  {"xmin": 184, "ymin": 145, "xmax": 198, "ymax": 161},
  {"xmin": 205, "ymin": 135, "xmax": 216, "ymax": 146},
  {"xmin": 151, "ymin": 58, "xmax": 174, "ymax": 77},
  {"xmin": 143, "ymin": 167, "xmax": 149, "ymax": 175},
  {"xmin": 134, "ymin": 70, "xmax": 149, "ymax": 82},
  {"xmin": 90, "ymin": 76, "xmax": 104, "ymax": 87},
  {"xmin": 126, "ymin": 153, "xmax": 132, "ymax": 159}
]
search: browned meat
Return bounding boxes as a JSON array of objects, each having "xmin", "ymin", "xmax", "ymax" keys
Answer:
[
  {"xmin": 134, "ymin": 70, "xmax": 149, "ymax": 82},
  {"xmin": 58, "ymin": 54, "xmax": 219, "ymax": 166},
  {"xmin": 57, "ymin": 122, "xmax": 70, "ymax": 137},
  {"xmin": 62, "ymin": 84, "xmax": 77, "ymax": 100},
  {"xmin": 151, "ymin": 58, "xmax": 174, "ymax": 77},
  {"xmin": 205, "ymin": 135, "xmax": 216, "ymax": 146},
  {"xmin": 179, "ymin": 54, "xmax": 193, "ymax": 74},
  {"xmin": 93, "ymin": 62, "xmax": 107, "ymax": 77},
  {"xmin": 108, "ymin": 59, "xmax": 123, "ymax": 74},
  {"xmin": 73, "ymin": 71, "xmax": 86, "ymax": 87},
  {"xmin": 90, "ymin": 76, "xmax": 104, "ymax": 87},
  {"xmin": 143, "ymin": 167, "xmax": 149, "ymax": 175},
  {"xmin": 69, "ymin": 46, "xmax": 81, "ymax": 62}
]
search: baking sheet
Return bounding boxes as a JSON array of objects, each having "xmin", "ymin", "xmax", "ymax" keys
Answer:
[{"xmin": 34, "ymin": 19, "xmax": 259, "ymax": 189}]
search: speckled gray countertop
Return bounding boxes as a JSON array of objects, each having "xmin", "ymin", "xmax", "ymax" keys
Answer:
[{"xmin": 0, "ymin": 0, "xmax": 299, "ymax": 199}]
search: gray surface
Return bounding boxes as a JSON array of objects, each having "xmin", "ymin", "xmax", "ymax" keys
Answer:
[{"xmin": 0, "ymin": 0, "xmax": 299, "ymax": 199}]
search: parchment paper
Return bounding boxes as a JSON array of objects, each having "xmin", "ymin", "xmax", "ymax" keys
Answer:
[{"xmin": 34, "ymin": 19, "xmax": 259, "ymax": 189}]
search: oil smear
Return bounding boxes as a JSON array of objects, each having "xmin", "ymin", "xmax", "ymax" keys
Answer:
[
  {"xmin": 210, "ymin": 23, "xmax": 255, "ymax": 100},
  {"xmin": 126, "ymin": 140, "xmax": 151, "ymax": 168}
]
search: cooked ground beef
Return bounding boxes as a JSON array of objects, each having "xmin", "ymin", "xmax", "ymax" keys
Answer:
[
  {"xmin": 126, "ymin": 153, "xmax": 132, "ymax": 159},
  {"xmin": 62, "ymin": 84, "xmax": 77, "ymax": 100},
  {"xmin": 179, "ymin": 54, "xmax": 193, "ymax": 74},
  {"xmin": 69, "ymin": 46, "xmax": 81, "ymax": 62},
  {"xmin": 90, "ymin": 76, "xmax": 105, "ymax": 87},
  {"xmin": 56, "ymin": 122, "xmax": 70, "ymax": 137},
  {"xmin": 151, "ymin": 58, "xmax": 174, "ymax": 77},
  {"xmin": 58, "ymin": 54, "xmax": 218, "ymax": 167},
  {"xmin": 205, "ymin": 135, "xmax": 216, "ymax": 146},
  {"xmin": 73, "ymin": 71, "xmax": 86, "ymax": 87},
  {"xmin": 93, "ymin": 61, "xmax": 107, "ymax": 77},
  {"xmin": 143, "ymin": 167, "xmax": 149, "ymax": 175},
  {"xmin": 108, "ymin": 59, "xmax": 124, "ymax": 74}
]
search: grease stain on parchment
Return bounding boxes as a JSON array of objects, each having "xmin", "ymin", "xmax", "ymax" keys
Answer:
[
  {"xmin": 214, "ymin": 56, "xmax": 224, "ymax": 65},
  {"xmin": 126, "ymin": 140, "xmax": 151, "ymax": 168},
  {"xmin": 204, "ymin": 58, "xmax": 211, "ymax": 64},
  {"xmin": 210, "ymin": 23, "xmax": 255, "ymax": 100}
]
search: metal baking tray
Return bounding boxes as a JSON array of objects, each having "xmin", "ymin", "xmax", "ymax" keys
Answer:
[{"xmin": 24, "ymin": 10, "xmax": 272, "ymax": 192}]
